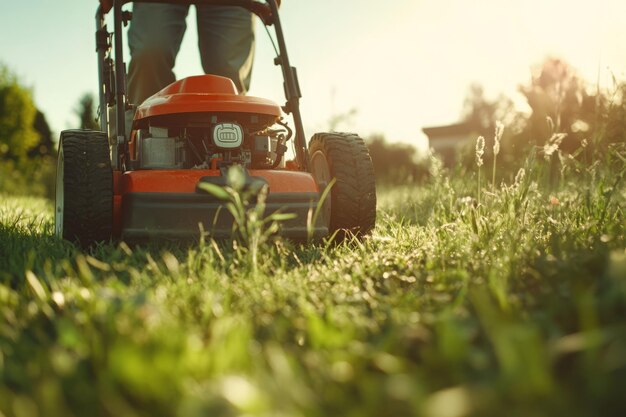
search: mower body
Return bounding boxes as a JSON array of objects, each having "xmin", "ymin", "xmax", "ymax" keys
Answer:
[
  {"xmin": 54, "ymin": 0, "xmax": 376, "ymax": 246},
  {"xmin": 116, "ymin": 74, "xmax": 325, "ymax": 240}
]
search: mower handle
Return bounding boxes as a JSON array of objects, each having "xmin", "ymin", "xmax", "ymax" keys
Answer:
[
  {"xmin": 99, "ymin": 0, "xmax": 277, "ymax": 24},
  {"xmin": 98, "ymin": 0, "xmax": 309, "ymax": 170}
]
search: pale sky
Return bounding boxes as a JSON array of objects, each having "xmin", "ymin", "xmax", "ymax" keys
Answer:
[{"xmin": 1, "ymin": 0, "xmax": 625, "ymax": 153}]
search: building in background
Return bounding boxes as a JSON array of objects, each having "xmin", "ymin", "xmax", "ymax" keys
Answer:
[{"xmin": 422, "ymin": 122, "xmax": 473, "ymax": 165}]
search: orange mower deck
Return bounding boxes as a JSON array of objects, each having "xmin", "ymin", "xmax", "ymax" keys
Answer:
[{"xmin": 112, "ymin": 169, "xmax": 326, "ymax": 241}]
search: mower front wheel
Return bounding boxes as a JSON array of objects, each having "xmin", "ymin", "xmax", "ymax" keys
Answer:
[
  {"xmin": 55, "ymin": 130, "xmax": 113, "ymax": 246},
  {"xmin": 309, "ymin": 132, "xmax": 376, "ymax": 240}
]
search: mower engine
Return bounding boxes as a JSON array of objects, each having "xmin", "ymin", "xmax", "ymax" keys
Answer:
[
  {"xmin": 137, "ymin": 127, "xmax": 185, "ymax": 169},
  {"xmin": 134, "ymin": 117, "xmax": 289, "ymax": 171}
]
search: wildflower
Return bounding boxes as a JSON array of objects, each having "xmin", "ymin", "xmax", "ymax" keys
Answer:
[
  {"xmin": 549, "ymin": 196, "xmax": 560, "ymax": 206},
  {"xmin": 475, "ymin": 136, "xmax": 485, "ymax": 167},
  {"xmin": 546, "ymin": 116, "xmax": 554, "ymax": 133},
  {"xmin": 491, "ymin": 122, "xmax": 505, "ymax": 189},
  {"xmin": 571, "ymin": 120, "xmax": 590, "ymax": 133},
  {"xmin": 544, "ymin": 143, "xmax": 558, "ymax": 158},
  {"xmin": 428, "ymin": 148, "xmax": 443, "ymax": 178},
  {"xmin": 543, "ymin": 133, "xmax": 567, "ymax": 160},
  {"xmin": 51, "ymin": 291, "xmax": 65, "ymax": 308},
  {"xmin": 514, "ymin": 168, "xmax": 525, "ymax": 185},
  {"xmin": 456, "ymin": 196, "xmax": 476, "ymax": 208},
  {"xmin": 493, "ymin": 121, "xmax": 504, "ymax": 156}
]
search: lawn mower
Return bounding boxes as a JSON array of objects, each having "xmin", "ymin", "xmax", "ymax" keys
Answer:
[{"xmin": 55, "ymin": 0, "xmax": 376, "ymax": 245}]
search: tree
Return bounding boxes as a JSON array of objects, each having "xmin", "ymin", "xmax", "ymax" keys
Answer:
[
  {"xmin": 460, "ymin": 83, "xmax": 527, "ymax": 166},
  {"xmin": 460, "ymin": 58, "xmax": 603, "ymax": 166},
  {"xmin": 75, "ymin": 92, "xmax": 99, "ymax": 130},
  {"xmin": 0, "ymin": 64, "xmax": 39, "ymax": 161},
  {"xmin": 366, "ymin": 134, "xmax": 427, "ymax": 184},
  {"xmin": 28, "ymin": 110, "xmax": 55, "ymax": 157},
  {"xmin": 462, "ymin": 83, "xmax": 524, "ymax": 139},
  {"xmin": 519, "ymin": 57, "xmax": 599, "ymax": 151},
  {"xmin": 602, "ymin": 82, "xmax": 626, "ymax": 145}
]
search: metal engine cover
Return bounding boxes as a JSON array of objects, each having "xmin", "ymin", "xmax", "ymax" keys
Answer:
[{"xmin": 138, "ymin": 127, "xmax": 185, "ymax": 169}]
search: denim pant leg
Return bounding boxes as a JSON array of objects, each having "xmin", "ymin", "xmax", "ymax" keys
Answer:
[
  {"xmin": 127, "ymin": 4, "xmax": 189, "ymax": 106},
  {"xmin": 196, "ymin": 5, "xmax": 255, "ymax": 94}
]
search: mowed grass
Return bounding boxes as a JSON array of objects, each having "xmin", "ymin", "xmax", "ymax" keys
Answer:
[{"xmin": 1, "ymin": 146, "xmax": 626, "ymax": 417}]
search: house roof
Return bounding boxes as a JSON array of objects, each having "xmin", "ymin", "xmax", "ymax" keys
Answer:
[{"xmin": 422, "ymin": 122, "xmax": 472, "ymax": 139}]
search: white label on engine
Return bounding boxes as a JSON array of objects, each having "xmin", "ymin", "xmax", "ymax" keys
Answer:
[{"xmin": 213, "ymin": 123, "xmax": 243, "ymax": 148}]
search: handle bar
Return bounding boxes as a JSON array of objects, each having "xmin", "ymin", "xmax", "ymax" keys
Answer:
[
  {"xmin": 97, "ymin": 0, "xmax": 309, "ymax": 170},
  {"xmin": 100, "ymin": 0, "xmax": 274, "ymax": 24}
]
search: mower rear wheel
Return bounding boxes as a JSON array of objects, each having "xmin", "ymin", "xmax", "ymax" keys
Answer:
[
  {"xmin": 309, "ymin": 132, "xmax": 376, "ymax": 239},
  {"xmin": 55, "ymin": 130, "xmax": 113, "ymax": 246}
]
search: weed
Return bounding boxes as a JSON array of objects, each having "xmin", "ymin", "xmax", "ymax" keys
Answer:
[
  {"xmin": 492, "ymin": 121, "xmax": 504, "ymax": 188},
  {"xmin": 475, "ymin": 135, "xmax": 485, "ymax": 205},
  {"xmin": 197, "ymin": 166, "xmax": 295, "ymax": 274}
]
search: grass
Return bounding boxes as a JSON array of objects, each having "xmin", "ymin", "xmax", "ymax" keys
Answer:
[{"xmin": 1, "ymin": 144, "xmax": 626, "ymax": 417}]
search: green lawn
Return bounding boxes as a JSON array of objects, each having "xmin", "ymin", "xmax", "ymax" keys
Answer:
[{"xmin": 1, "ymin": 146, "xmax": 625, "ymax": 417}]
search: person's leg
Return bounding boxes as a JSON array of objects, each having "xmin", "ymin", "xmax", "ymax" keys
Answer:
[
  {"xmin": 196, "ymin": 5, "xmax": 255, "ymax": 94},
  {"xmin": 127, "ymin": 4, "xmax": 189, "ymax": 105}
]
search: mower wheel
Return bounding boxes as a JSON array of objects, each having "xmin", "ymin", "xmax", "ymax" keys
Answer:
[
  {"xmin": 309, "ymin": 132, "xmax": 376, "ymax": 239},
  {"xmin": 55, "ymin": 130, "xmax": 113, "ymax": 246}
]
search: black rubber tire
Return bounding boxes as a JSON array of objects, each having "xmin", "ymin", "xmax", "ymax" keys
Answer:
[
  {"xmin": 55, "ymin": 130, "xmax": 113, "ymax": 246},
  {"xmin": 308, "ymin": 132, "xmax": 376, "ymax": 239}
]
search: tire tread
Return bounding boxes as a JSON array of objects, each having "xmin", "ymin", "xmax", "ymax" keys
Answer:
[
  {"xmin": 309, "ymin": 132, "xmax": 376, "ymax": 239},
  {"xmin": 59, "ymin": 129, "xmax": 112, "ymax": 246}
]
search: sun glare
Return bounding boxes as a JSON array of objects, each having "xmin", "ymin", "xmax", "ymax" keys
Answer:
[
  {"xmin": 2, "ymin": 0, "xmax": 625, "ymax": 151},
  {"xmin": 348, "ymin": 0, "xmax": 617, "ymax": 149}
]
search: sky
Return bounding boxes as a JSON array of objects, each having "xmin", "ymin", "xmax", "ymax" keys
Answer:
[{"xmin": 1, "ymin": 0, "xmax": 626, "ymax": 154}]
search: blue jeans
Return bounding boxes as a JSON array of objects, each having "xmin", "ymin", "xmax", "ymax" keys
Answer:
[{"xmin": 127, "ymin": 3, "xmax": 255, "ymax": 105}]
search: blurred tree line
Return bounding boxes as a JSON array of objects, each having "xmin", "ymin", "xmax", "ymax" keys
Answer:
[
  {"xmin": 457, "ymin": 57, "xmax": 624, "ymax": 176},
  {"xmin": 0, "ymin": 63, "xmax": 56, "ymax": 197},
  {"xmin": 365, "ymin": 135, "xmax": 429, "ymax": 185},
  {"xmin": 366, "ymin": 56, "xmax": 626, "ymax": 184},
  {"xmin": 0, "ymin": 62, "xmax": 97, "ymax": 198},
  {"xmin": 0, "ymin": 65, "xmax": 54, "ymax": 161}
]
